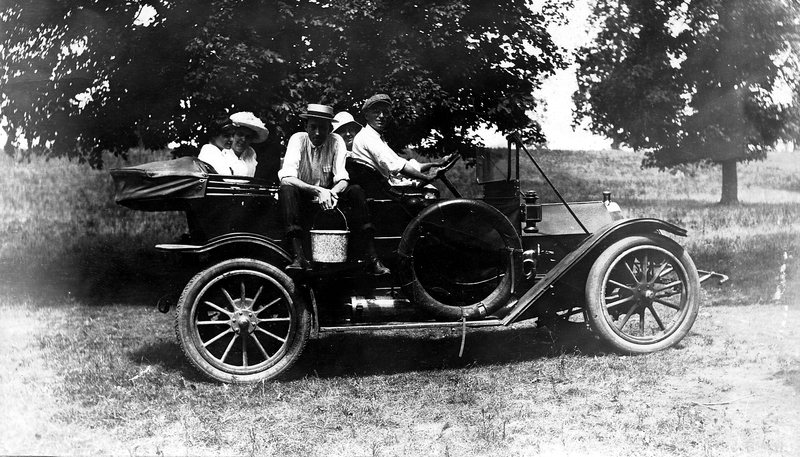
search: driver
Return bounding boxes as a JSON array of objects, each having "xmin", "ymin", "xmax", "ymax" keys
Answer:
[
  {"xmin": 278, "ymin": 103, "xmax": 390, "ymax": 275},
  {"xmin": 350, "ymin": 94, "xmax": 454, "ymax": 186}
]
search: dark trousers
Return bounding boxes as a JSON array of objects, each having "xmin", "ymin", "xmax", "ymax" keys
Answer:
[{"xmin": 279, "ymin": 184, "xmax": 375, "ymax": 237}]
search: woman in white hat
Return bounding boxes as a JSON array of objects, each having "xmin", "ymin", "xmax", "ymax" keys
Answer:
[
  {"xmin": 332, "ymin": 111, "xmax": 363, "ymax": 151},
  {"xmin": 198, "ymin": 111, "xmax": 269, "ymax": 176}
]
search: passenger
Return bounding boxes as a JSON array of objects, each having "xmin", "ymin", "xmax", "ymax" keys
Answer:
[
  {"xmin": 350, "ymin": 94, "xmax": 455, "ymax": 186},
  {"xmin": 332, "ymin": 111, "xmax": 362, "ymax": 151},
  {"xmin": 197, "ymin": 112, "xmax": 234, "ymax": 172},
  {"xmin": 198, "ymin": 111, "xmax": 268, "ymax": 176},
  {"xmin": 278, "ymin": 103, "xmax": 390, "ymax": 275}
]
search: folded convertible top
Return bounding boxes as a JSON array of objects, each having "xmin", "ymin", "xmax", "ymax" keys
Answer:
[{"xmin": 110, "ymin": 157, "xmax": 214, "ymax": 211}]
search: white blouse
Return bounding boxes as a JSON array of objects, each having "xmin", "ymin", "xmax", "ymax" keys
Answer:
[{"xmin": 198, "ymin": 144, "xmax": 258, "ymax": 177}]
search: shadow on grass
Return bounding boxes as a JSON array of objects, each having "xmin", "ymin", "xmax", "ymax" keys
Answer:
[
  {"xmin": 129, "ymin": 339, "xmax": 214, "ymax": 384},
  {"xmin": 12, "ymin": 244, "xmax": 199, "ymax": 307},
  {"xmin": 22, "ymin": 240, "xmax": 619, "ymax": 381},
  {"xmin": 126, "ymin": 320, "xmax": 608, "ymax": 382},
  {"xmin": 774, "ymin": 369, "xmax": 800, "ymax": 394},
  {"xmin": 286, "ymin": 322, "xmax": 607, "ymax": 380}
]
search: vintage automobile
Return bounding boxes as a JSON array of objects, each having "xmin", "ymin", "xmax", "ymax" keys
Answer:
[{"xmin": 111, "ymin": 134, "xmax": 726, "ymax": 383}]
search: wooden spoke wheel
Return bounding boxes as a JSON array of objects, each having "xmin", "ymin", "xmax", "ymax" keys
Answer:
[
  {"xmin": 585, "ymin": 234, "xmax": 700, "ymax": 353},
  {"xmin": 175, "ymin": 258, "xmax": 310, "ymax": 383}
]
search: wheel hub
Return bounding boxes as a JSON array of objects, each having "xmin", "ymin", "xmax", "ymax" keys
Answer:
[
  {"xmin": 633, "ymin": 284, "xmax": 655, "ymax": 304},
  {"xmin": 231, "ymin": 310, "xmax": 257, "ymax": 334}
]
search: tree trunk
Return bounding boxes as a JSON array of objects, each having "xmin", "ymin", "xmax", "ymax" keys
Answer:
[{"xmin": 720, "ymin": 159, "xmax": 739, "ymax": 205}]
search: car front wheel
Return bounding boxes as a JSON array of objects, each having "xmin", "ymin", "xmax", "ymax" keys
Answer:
[{"xmin": 585, "ymin": 234, "xmax": 700, "ymax": 354}]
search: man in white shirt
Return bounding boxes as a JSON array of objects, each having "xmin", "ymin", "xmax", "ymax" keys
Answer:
[
  {"xmin": 278, "ymin": 103, "xmax": 389, "ymax": 275},
  {"xmin": 350, "ymin": 94, "xmax": 439, "ymax": 184}
]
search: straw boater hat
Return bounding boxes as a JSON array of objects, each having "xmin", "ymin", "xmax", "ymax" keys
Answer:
[
  {"xmin": 332, "ymin": 112, "xmax": 363, "ymax": 134},
  {"xmin": 229, "ymin": 111, "xmax": 269, "ymax": 143},
  {"xmin": 361, "ymin": 94, "xmax": 392, "ymax": 112},
  {"xmin": 299, "ymin": 103, "xmax": 335, "ymax": 121}
]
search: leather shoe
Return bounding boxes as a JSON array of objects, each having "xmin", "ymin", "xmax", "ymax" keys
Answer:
[{"xmin": 367, "ymin": 258, "xmax": 390, "ymax": 276}]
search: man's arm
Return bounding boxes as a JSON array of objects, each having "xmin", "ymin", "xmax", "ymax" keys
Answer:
[
  {"xmin": 331, "ymin": 179, "xmax": 348, "ymax": 194},
  {"xmin": 400, "ymin": 162, "xmax": 435, "ymax": 183},
  {"xmin": 329, "ymin": 134, "xmax": 350, "ymax": 196},
  {"xmin": 415, "ymin": 153, "xmax": 456, "ymax": 173},
  {"xmin": 281, "ymin": 176, "xmax": 340, "ymax": 210}
]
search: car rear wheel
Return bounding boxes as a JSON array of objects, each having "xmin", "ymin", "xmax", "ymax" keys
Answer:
[
  {"xmin": 175, "ymin": 258, "xmax": 310, "ymax": 383},
  {"xmin": 585, "ymin": 234, "xmax": 700, "ymax": 353}
]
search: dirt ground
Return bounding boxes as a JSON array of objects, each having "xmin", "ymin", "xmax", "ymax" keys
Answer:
[
  {"xmin": 1, "ymin": 297, "xmax": 798, "ymax": 456},
  {"xmin": 671, "ymin": 303, "xmax": 800, "ymax": 456}
]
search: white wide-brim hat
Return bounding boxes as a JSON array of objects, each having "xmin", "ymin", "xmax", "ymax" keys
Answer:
[
  {"xmin": 332, "ymin": 111, "xmax": 363, "ymax": 133},
  {"xmin": 299, "ymin": 103, "xmax": 335, "ymax": 121},
  {"xmin": 230, "ymin": 111, "xmax": 269, "ymax": 143}
]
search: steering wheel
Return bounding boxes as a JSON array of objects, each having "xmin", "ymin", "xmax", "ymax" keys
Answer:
[
  {"xmin": 429, "ymin": 153, "xmax": 462, "ymax": 197},
  {"xmin": 435, "ymin": 153, "xmax": 461, "ymax": 179}
]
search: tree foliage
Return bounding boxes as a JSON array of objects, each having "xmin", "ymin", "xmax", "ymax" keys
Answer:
[
  {"xmin": 574, "ymin": 0, "xmax": 800, "ymax": 203},
  {"xmin": 1, "ymin": 0, "xmax": 566, "ymax": 167}
]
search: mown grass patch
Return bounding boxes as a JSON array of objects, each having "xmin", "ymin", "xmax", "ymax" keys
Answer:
[
  {"xmin": 7, "ymin": 288, "xmax": 795, "ymax": 456},
  {"xmin": 1, "ymin": 145, "xmax": 798, "ymax": 455}
]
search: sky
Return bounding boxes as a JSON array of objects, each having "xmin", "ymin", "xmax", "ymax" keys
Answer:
[{"xmin": 478, "ymin": 0, "xmax": 611, "ymax": 150}]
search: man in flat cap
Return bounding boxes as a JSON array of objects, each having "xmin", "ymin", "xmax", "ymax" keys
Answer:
[
  {"xmin": 350, "ymin": 94, "xmax": 451, "ymax": 185},
  {"xmin": 278, "ymin": 103, "xmax": 389, "ymax": 275}
]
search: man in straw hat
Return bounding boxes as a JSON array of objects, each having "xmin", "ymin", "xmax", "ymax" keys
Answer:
[
  {"xmin": 198, "ymin": 111, "xmax": 269, "ymax": 176},
  {"xmin": 278, "ymin": 103, "xmax": 390, "ymax": 275},
  {"xmin": 350, "ymin": 93, "xmax": 456, "ymax": 185}
]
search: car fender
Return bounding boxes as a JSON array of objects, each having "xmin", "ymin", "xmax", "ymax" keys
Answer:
[
  {"xmin": 156, "ymin": 232, "xmax": 292, "ymax": 264},
  {"xmin": 502, "ymin": 217, "xmax": 687, "ymax": 325}
]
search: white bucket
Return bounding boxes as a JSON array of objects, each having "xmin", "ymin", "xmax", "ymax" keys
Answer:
[{"xmin": 310, "ymin": 208, "xmax": 349, "ymax": 263}]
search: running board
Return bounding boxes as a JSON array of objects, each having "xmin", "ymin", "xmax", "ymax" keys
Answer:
[{"xmin": 319, "ymin": 319, "xmax": 504, "ymax": 332}]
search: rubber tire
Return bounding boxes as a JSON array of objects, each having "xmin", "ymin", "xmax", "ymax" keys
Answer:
[
  {"xmin": 585, "ymin": 234, "xmax": 700, "ymax": 354},
  {"xmin": 398, "ymin": 199, "xmax": 521, "ymax": 320},
  {"xmin": 175, "ymin": 258, "xmax": 310, "ymax": 383}
]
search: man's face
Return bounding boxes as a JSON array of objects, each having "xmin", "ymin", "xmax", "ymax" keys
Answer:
[
  {"xmin": 364, "ymin": 103, "xmax": 391, "ymax": 133},
  {"xmin": 232, "ymin": 127, "xmax": 255, "ymax": 155},
  {"xmin": 306, "ymin": 118, "xmax": 331, "ymax": 147}
]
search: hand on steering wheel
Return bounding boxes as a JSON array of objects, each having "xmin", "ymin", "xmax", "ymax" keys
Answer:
[
  {"xmin": 434, "ymin": 153, "xmax": 461, "ymax": 179},
  {"xmin": 436, "ymin": 153, "xmax": 458, "ymax": 168},
  {"xmin": 411, "ymin": 153, "xmax": 462, "ymax": 196}
]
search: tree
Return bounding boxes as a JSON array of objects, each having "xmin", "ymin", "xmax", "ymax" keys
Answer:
[
  {"xmin": 574, "ymin": 0, "xmax": 800, "ymax": 204},
  {"xmin": 1, "ymin": 0, "xmax": 566, "ymax": 167}
]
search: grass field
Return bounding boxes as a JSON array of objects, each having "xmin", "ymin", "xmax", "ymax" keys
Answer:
[{"xmin": 1, "ymin": 147, "xmax": 798, "ymax": 456}]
